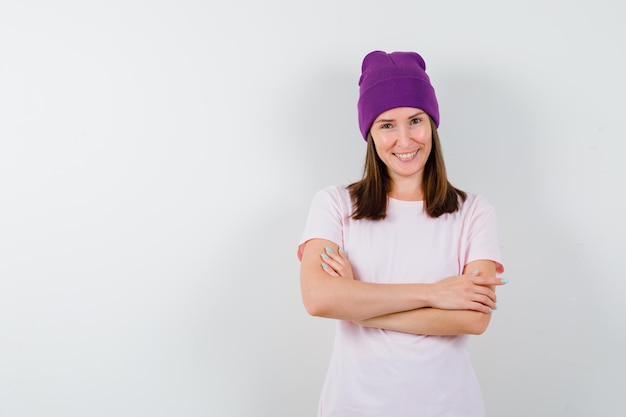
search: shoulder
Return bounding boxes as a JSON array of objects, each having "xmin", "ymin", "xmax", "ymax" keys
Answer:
[
  {"xmin": 460, "ymin": 192, "xmax": 496, "ymax": 214},
  {"xmin": 314, "ymin": 184, "xmax": 350, "ymax": 198},
  {"xmin": 455, "ymin": 192, "xmax": 501, "ymax": 233},
  {"xmin": 310, "ymin": 184, "xmax": 352, "ymax": 208}
]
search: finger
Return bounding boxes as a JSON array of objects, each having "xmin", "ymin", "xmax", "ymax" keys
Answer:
[
  {"xmin": 324, "ymin": 246, "xmax": 337, "ymax": 255},
  {"xmin": 324, "ymin": 246, "xmax": 344, "ymax": 263},
  {"xmin": 473, "ymin": 277, "xmax": 509, "ymax": 285},
  {"xmin": 321, "ymin": 251, "xmax": 347, "ymax": 274},
  {"xmin": 323, "ymin": 248, "xmax": 347, "ymax": 270},
  {"xmin": 467, "ymin": 275, "xmax": 509, "ymax": 286},
  {"xmin": 474, "ymin": 285, "xmax": 497, "ymax": 302},
  {"xmin": 473, "ymin": 293, "xmax": 496, "ymax": 310},
  {"xmin": 324, "ymin": 257, "xmax": 347, "ymax": 276},
  {"xmin": 469, "ymin": 301, "xmax": 494, "ymax": 314},
  {"xmin": 473, "ymin": 304, "xmax": 492, "ymax": 314},
  {"xmin": 321, "ymin": 262, "xmax": 339, "ymax": 277}
]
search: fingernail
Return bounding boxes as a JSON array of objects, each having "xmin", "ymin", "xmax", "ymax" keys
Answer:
[
  {"xmin": 325, "ymin": 247, "xmax": 334, "ymax": 253},
  {"xmin": 471, "ymin": 270, "xmax": 480, "ymax": 274},
  {"xmin": 501, "ymin": 279, "xmax": 509, "ymax": 284},
  {"xmin": 339, "ymin": 246, "xmax": 344, "ymax": 253},
  {"xmin": 322, "ymin": 263, "xmax": 329, "ymax": 269},
  {"xmin": 488, "ymin": 308, "xmax": 494, "ymax": 313},
  {"xmin": 321, "ymin": 253, "xmax": 329, "ymax": 259}
]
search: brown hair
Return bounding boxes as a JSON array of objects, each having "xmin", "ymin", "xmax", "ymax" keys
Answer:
[{"xmin": 347, "ymin": 118, "xmax": 466, "ymax": 220}]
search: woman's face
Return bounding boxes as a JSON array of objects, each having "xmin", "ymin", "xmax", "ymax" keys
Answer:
[{"xmin": 370, "ymin": 107, "xmax": 432, "ymax": 185}]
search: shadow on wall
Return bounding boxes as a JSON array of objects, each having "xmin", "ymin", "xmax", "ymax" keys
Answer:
[
  {"xmin": 192, "ymin": 60, "xmax": 368, "ymax": 416},
  {"xmin": 223, "ymin": 65, "xmax": 368, "ymax": 415},
  {"xmin": 201, "ymin": 199, "xmax": 330, "ymax": 416},
  {"xmin": 288, "ymin": 68, "xmax": 365, "ymax": 191},
  {"xmin": 437, "ymin": 69, "xmax": 606, "ymax": 414}
]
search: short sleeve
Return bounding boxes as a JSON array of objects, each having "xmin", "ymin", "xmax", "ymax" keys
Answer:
[
  {"xmin": 462, "ymin": 195, "xmax": 505, "ymax": 274},
  {"xmin": 296, "ymin": 186, "xmax": 347, "ymax": 261}
]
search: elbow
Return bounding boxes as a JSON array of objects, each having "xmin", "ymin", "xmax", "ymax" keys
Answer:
[
  {"xmin": 467, "ymin": 314, "xmax": 491, "ymax": 335},
  {"xmin": 303, "ymin": 299, "xmax": 333, "ymax": 318},
  {"xmin": 454, "ymin": 311, "xmax": 491, "ymax": 335},
  {"xmin": 301, "ymin": 288, "xmax": 330, "ymax": 318},
  {"xmin": 469, "ymin": 324, "xmax": 488, "ymax": 336},
  {"xmin": 300, "ymin": 272, "xmax": 351, "ymax": 319},
  {"xmin": 300, "ymin": 272, "xmax": 340, "ymax": 318},
  {"xmin": 303, "ymin": 301, "xmax": 325, "ymax": 318},
  {"xmin": 302, "ymin": 295, "xmax": 321, "ymax": 317},
  {"xmin": 302, "ymin": 283, "xmax": 348, "ymax": 319}
]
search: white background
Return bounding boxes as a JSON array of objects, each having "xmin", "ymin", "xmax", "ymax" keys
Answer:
[{"xmin": 1, "ymin": 1, "xmax": 624, "ymax": 416}]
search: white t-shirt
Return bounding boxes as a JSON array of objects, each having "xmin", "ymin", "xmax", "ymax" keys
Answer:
[{"xmin": 298, "ymin": 185, "xmax": 504, "ymax": 417}]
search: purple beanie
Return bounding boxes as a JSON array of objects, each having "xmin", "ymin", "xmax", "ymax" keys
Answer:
[{"xmin": 357, "ymin": 50, "xmax": 439, "ymax": 140}]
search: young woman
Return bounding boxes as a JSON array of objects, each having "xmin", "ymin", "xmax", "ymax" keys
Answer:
[{"xmin": 297, "ymin": 50, "xmax": 507, "ymax": 417}]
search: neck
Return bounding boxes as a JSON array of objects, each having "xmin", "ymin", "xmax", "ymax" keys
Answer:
[{"xmin": 388, "ymin": 179, "xmax": 424, "ymax": 201}]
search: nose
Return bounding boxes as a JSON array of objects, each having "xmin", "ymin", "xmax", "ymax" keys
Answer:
[{"xmin": 396, "ymin": 125, "xmax": 412, "ymax": 145}]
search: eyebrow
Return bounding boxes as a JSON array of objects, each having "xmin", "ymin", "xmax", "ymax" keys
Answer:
[{"xmin": 374, "ymin": 111, "xmax": 426, "ymax": 124}]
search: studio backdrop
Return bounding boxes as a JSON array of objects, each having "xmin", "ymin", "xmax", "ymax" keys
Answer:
[{"xmin": 1, "ymin": 1, "xmax": 624, "ymax": 416}]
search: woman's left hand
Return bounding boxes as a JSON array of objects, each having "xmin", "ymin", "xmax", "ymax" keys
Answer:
[{"xmin": 320, "ymin": 246, "xmax": 355, "ymax": 280}]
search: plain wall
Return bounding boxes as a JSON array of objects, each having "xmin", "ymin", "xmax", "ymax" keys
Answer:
[{"xmin": 1, "ymin": 0, "xmax": 624, "ymax": 416}]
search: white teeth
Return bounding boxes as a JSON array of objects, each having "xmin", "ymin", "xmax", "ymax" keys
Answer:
[{"xmin": 395, "ymin": 151, "xmax": 417, "ymax": 160}]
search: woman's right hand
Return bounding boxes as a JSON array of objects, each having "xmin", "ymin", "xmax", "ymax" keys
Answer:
[
  {"xmin": 428, "ymin": 272, "xmax": 507, "ymax": 313},
  {"xmin": 319, "ymin": 245, "xmax": 355, "ymax": 281}
]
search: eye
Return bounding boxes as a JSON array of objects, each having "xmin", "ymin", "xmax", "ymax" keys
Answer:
[
  {"xmin": 410, "ymin": 117, "xmax": 422, "ymax": 125},
  {"xmin": 380, "ymin": 123, "xmax": 393, "ymax": 129}
]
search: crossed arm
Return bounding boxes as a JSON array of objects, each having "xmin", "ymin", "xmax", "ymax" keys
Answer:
[{"xmin": 299, "ymin": 238, "xmax": 506, "ymax": 336}]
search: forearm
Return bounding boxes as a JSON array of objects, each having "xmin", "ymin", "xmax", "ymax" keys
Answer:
[
  {"xmin": 301, "ymin": 274, "xmax": 431, "ymax": 321},
  {"xmin": 355, "ymin": 260, "xmax": 499, "ymax": 336},
  {"xmin": 357, "ymin": 307, "xmax": 493, "ymax": 336},
  {"xmin": 301, "ymin": 241, "xmax": 502, "ymax": 322},
  {"xmin": 301, "ymin": 239, "xmax": 436, "ymax": 321}
]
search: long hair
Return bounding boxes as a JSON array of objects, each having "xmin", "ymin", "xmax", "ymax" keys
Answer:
[{"xmin": 347, "ymin": 118, "xmax": 466, "ymax": 220}]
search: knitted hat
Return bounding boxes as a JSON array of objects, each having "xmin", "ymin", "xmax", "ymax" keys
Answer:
[{"xmin": 357, "ymin": 50, "xmax": 439, "ymax": 140}]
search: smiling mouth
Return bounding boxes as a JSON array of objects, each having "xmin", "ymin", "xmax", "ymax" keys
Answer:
[{"xmin": 394, "ymin": 150, "xmax": 418, "ymax": 161}]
